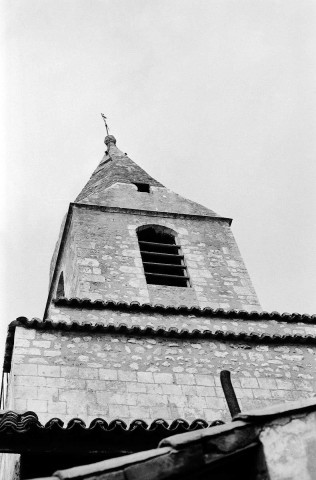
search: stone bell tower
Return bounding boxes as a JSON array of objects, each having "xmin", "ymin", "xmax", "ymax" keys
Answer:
[{"xmin": 45, "ymin": 133, "xmax": 261, "ymax": 318}]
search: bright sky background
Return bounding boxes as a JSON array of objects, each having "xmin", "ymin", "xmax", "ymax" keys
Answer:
[{"xmin": 1, "ymin": 0, "xmax": 316, "ymax": 359}]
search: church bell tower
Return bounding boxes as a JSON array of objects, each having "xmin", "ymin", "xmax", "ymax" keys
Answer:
[{"xmin": 45, "ymin": 132, "xmax": 261, "ymax": 319}]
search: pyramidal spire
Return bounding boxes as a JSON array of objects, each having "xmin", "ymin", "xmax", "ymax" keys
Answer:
[
  {"xmin": 75, "ymin": 125, "xmax": 219, "ymax": 216},
  {"xmin": 75, "ymin": 133, "xmax": 164, "ymax": 205}
]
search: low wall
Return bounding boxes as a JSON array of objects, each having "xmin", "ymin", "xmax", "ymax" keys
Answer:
[{"xmin": 9, "ymin": 323, "xmax": 316, "ymax": 425}]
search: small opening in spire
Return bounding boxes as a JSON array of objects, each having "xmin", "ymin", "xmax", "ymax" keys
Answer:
[{"xmin": 134, "ymin": 183, "xmax": 150, "ymax": 193}]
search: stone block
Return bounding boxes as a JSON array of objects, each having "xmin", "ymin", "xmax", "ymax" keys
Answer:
[
  {"xmin": 129, "ymin": 406, "xmax": 151, "ymax": 419},
  {"xmin": 15, "ymin": 347, "xmax": 41, "ymax": 356},
  {"xmin": 38, "ymin": 387, "xmax": 59, "ymax": 401},
  {"xmin": 186, "ymin": 395, "xmax": 206, "ymax": 409},
  {"xmin": 271, "ymin": 390, "xmax": 293, "ymax": 400},
  {"xmin": 79, "ymin": 367, "xmax": 98, "ymax": 379},
  {"xmin": 195, "ymin": 375, "xmax": 215, "ymax": 386},
  {"xmin": 33, "ymin": 340, "xmax": 51, "ymax": 348},
  {"xmin": 294, "ymin": 380, "xmax": 313, "ymax": 392},
  {"xmin": 14, "ymin": 339, "xmax": 30, "ymax": 348},
  {"xmin": 14, "ymin": 364, "xmax": 38, "ymax": 376},
  {"xmin": 204, "ymin": 397, "xmax": 226, "ymax": 409},
  {"xmin": 234, "ymin": 388, "xmax": 254, "ymax": 399},
  {"xmin": 161, "ymin": 384, "xmax": 183, "ymax": 395},
  {"xmin": 137, "ymin": 394, "xmax": 168, "ymax": 407},
  {"xmin": 61, "ymin": 366, "xmax": 79, "ymax": 378},
  {"xmin": 88, "ymin": 404, "xmax": 109, "ymax": 416},
  {"xmin": 65, "ymin": 378, "xmax": 86, "ymax": 389},
  {"xmin": 168, "ymin": 395, "xmax": 188, "ymax": 408},
  {"xmin": 46, "ymin": 377, "xmax": 66, "ymax": 388},
  {"xmin": 14, "ymin": 376, "xmax": 46, "ymax": 387},
  {"xmin": 203, "ymin": 409, "xmax": 225, "ymax": 421},
  {"xmin": 126, "ymin": 382, "xmax": 146, "ymax": 393},
  {"xmin": 175, "ymin": 373, "xmax": 195, "ymax": 385},
  {"xmin": 44, "ymin": 351, "xmax": 61, "ymax": 357},
  {"xmin": 99, "ymin": 369, "xmax": 118, "ymax": 381},
  {"xmin": 15, "ymin": 386, "xmax": 37, "ymax": 399},
  {"xmin": 48, "ymin": 401, "xmax": 67, "ymax": 414},
  {"xmin": 195, "ymin": 386, "xmax": 215, "ymax": 397},
  {"xmin": 276, "ymin": 379, "xmax": 294, "ymax": 390},
  {"xmin": 137, "ymin": 372, "xmax": 154, "ymax": 383},
  {"xmin": 59, "ymin": 390, "xmax": 94, "ymax": 415},
  {"xmin": 109, "ymin": 404, "xmax": 130, "ymax": 418},
  {"xmin": 15, "ymin": 327, "xmax": 36, "ymax": 339},
  {"xmin": 240, "ymin": 378, "xmax": 259, "ymax": 389},
  {"xmin": 150, "ymin": 407, "xmax": 172, "ymax": 419},
  {"xmin": 86, "ymin": 380, "xmax": 108, "ymax": 391},
  {"xmin": 153, "ymin": 373, "xmax": 173, "ymax": 384},
  {"xmin": 110, "ymin": 393, "xmax": 137, "ymax": 406},
  {"xmin": 96, "ymin": 391, "xmax": 113, "ymax": 404},
  {"xmin": 181, "ymin": 385, "xmax": 199, "ymax": 396},
  {"xmin": 257, "ymin": 378, "xmax": 277, "ymax": 390},
  {"xmin": 27, "ymin": 399, "xmax": 47, "ymax": 413},
  {"xmin": 146, "ymin": 384, "xmax": 163, "ymax": 395},
  {"xmin": 38, "ymin": 366, "xmax": 61, "ymax": 377},
  {"xmin": 14, "ymin": 399, "xmax": 27, "ymax": 411},
  {"xmin": 253, "ymin": 389, "xmax": 272, "ymax": 400}
]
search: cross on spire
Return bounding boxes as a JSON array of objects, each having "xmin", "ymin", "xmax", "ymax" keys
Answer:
[{"xmin": 101, "ymin": 113, "xmax": 109, "ymax": 136}]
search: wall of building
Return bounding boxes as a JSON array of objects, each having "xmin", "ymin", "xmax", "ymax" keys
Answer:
[
  {"xmin": 9, "ymin": 325, "xmax": 316, "ymax": 426},
  {"xmin": 0, "ymin": 454, "xmax": 20, "ymax": 480},
  {"xmin": 55, "ymin": 206, "xmax": 260, "ymax": 311},
  {"xmin": 259, "ymin": 408, "xmax": 316, "ymax": 480}
]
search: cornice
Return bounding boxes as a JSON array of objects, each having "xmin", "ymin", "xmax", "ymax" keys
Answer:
[{"xmin": 71, "ymin": 202, "xmax": 233, "ymax": 223}]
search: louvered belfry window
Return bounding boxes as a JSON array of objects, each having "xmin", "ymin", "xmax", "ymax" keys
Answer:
[{"xmin": 137, "ymin": 226, "xmax": 190, "ymax": 287}]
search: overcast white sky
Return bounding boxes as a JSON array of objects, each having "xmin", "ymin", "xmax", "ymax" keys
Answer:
[{"xmin": 1, "ymin": 0, "xmax": 316, "ymax": 358}]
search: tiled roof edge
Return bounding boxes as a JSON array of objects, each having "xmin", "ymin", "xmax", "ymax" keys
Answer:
[
  {"xmin": 54, "ymin": 297, "xmax": 316, "ymax": 324},
  {"xmin": 0, "ymin": 410, "xmax": 223, "ymax": 433},
  {"xmin": 4, "ymin": 316, "xmax": 316, "ymax": 373}
]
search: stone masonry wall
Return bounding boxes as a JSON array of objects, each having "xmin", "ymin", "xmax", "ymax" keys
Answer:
[
  {"xmin": 55, "ymin": 206, "xmax": 261, "ymax": 311},
  {"xmin": 9, "ymin": 325, "xmax": 316, "ymax": 426},
  {"xmin": 0, "ymin": 454, "xmax": 20, "ymax": 480},
  {"xmin": 259, "ymin": 408, "xmax": 316, "ymax": 480}
]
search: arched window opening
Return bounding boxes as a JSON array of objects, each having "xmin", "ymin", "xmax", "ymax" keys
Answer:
[
  {"xmin": 137, "ymin": 226, "xmax": 190, "ymax": 287},
  {"xmin": 56, "ymin": 272, "xmax": 65, "ymax": 298}
]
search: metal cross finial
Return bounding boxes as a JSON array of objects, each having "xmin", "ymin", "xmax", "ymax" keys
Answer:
[{"xmin": 101, "ymin": 113, "xmax": 109, "ymax": 136}]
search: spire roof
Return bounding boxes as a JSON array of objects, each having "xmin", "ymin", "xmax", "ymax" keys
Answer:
[
  {"xmin": 75, "ymin": 133, "xmax": 219, "ymax": 217},
  {"xmin": 75, "ymin": 135, "xmax": 164, "ymax": 204}
]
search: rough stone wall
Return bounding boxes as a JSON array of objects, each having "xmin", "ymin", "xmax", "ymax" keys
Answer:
[
  {"xmin": 0, "ymin": 454, "xmax": 20, "ymax": 480},
  {"xmin": 10, "ymin": 326, "xmax": 316, "ymax": 426},
  {"xmin": 259, "ymin": 409, "xmax": 316, "ymax": 480},
  {"xmin": 53, "ymin": 206, "xmax": 260, "ymax": 311}
]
